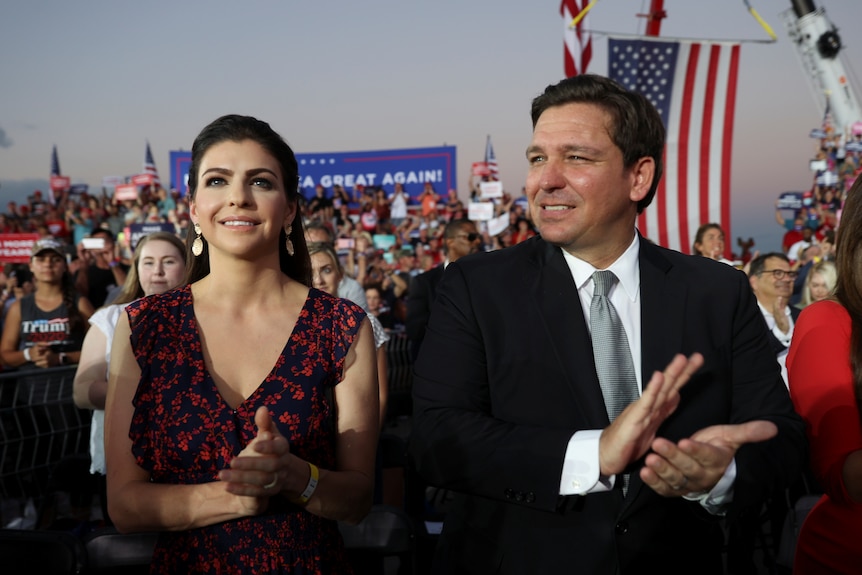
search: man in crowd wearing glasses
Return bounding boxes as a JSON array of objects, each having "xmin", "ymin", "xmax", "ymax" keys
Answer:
[
  {"xmin": 748, "ymin": 252, "xmax": 800, "ymax": 389},
  {"xmin": 406, "ymin": 218, "xmax": 482, "ymax": 361}
]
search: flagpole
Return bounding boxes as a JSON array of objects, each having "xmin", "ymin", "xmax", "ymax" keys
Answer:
[{"xmin": 638, "ymin": 0, "xmax": 665, "ymax": 37}]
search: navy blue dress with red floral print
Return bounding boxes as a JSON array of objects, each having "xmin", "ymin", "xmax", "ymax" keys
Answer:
[{"xmin": 126, "ymin": 285, "xmax": 365, "ymax": 574}]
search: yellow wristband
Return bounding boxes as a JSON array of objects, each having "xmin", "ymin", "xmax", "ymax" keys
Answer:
[{"xmin": 294, "ymin": 462, "xmax": 319, "ymax": 504}]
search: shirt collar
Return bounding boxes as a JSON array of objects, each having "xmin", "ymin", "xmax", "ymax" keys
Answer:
[{"xmin": 561, "ymin": 232, "xmax": 640, "ymax": 302}]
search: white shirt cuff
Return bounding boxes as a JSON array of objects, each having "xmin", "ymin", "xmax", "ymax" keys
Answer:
[
  {"xmin": 559, "ymin": 430, "xmax": 614, "ymax": 495},
  {"xmin": 683, "ymin": 457, "xmax": 736, "ymax": 515}
]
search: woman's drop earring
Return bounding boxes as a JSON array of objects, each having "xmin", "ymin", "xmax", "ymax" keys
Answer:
[
  {"xmin": 192, "ymin": 223, "xmax": 204, "ymax": 257},
  {"xmin": 285, "ymin": 225, "xmax": 295, "ymax": 256}
]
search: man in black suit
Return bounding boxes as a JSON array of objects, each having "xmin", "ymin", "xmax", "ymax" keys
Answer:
[
  {"xmin": 409, "ymin": 75, "xmax": 806, "ymax": 574},
  {"xmin": 406, "ymin": 218, "xmax": 481, "ymax": 361}
]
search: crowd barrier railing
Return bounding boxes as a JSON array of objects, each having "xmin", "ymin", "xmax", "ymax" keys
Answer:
[{"xmin": 0, "ymin": 365, "xmax": 89, "ymax": 527}]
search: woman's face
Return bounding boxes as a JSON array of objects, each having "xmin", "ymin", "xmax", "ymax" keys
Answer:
[
  {"xmin": 310, "ymin": 251, "xmax": 342, "ymax": 295},
  {"xmin": 29, "ymin": 252, "xmax": 66, "ymax": 284},
  {"xmin": 695, "ymin": 227, "xmax": 725, "ymax": 259},
  {"xmin": 190, "ymin": 139, "xmax": 293, "ymax": 260},
  {"xmin": 138, "ymin": 239, "xmax": 185, "ymax": 296},
  {"xmin": 809, "ymin": 271, "xmax": 830, "ymax": 302}
]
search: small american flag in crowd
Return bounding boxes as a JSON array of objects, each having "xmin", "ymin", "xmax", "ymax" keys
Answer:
[
  {"xmin": 485, "ymin": 135, "xmax": 499, "ymax": 181},
  {"xmin": 144, "ymin": 141, "xmax": 161, "ymax": 188},
  {"xmin": 609, "ymin": 37, "xmax": 740, "ymax": 255}
]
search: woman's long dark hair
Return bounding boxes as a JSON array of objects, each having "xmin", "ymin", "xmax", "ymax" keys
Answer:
[
  {"xmin": 834, "ymin": 177, "xmax": 862, "ymax": 414},
  {"xmin": 184, "ymin": 114, "xmax": 311, "ymax": 286},
  {"xmin": 60, "ymin": 268, "xmax": 86, "ymax": 337}
]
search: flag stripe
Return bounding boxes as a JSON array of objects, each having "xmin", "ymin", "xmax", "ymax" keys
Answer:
[
  {"xmin": 610, "ymin": 37, "xmax": 740, "ymax": 255},
  {"xmin": 144, "ymin": 142, "xmax": 161, "ymax": 187},
  {"xmin": 561, "ymin": 0, "xmax": 591, "ymax": 77},
  {"xmin": 721, "ymin": 45, "xmax": 740, "ymax": 249}
]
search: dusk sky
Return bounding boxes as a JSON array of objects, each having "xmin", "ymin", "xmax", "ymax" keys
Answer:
[{"xmin": 2, "ymin": 0, "xmax": 861, "ymax": 254}]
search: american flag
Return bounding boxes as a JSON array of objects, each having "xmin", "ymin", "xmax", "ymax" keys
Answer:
[
  {"xmin": 485, "ymin": 135, "xmax": 499, "ymax": 181},
  {"xmin": 561, "ymin": 0, "xmax": 592, "ymax": 77},
  {"xmin": 51, "ymin": 145, "xmax": 61, "ymax": 177},
  {"xmin": 46, "ymin": 145, "xmax": 60, "ymax": 205},
  {"xmin": 608, "ymin": 37, "xmax": 740, "ymax": 255},
  {"xmin": 144, "ymin": 141, "xmax": 161, "ymax": 188}
]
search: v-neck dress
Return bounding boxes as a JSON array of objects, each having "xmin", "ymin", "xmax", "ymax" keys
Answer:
[{"xmin": 125, "ymin": 285, "xmax": 365, "ymax": 574}]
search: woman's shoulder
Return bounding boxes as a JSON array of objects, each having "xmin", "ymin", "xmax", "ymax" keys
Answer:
[
  {"xmin": 797, "ymin": 299, "xmax": 850, "ymax": 333},
  {"xmin": 89, "ymin": 303, "xmax": 128, "ymax": 332},
  {"xmin": 126, "ymin": 285, "xmax": 189, "ymax": 320},
  {"xmin": 307, "ymin": 288, "xmax": 367, "ymax": 327}
]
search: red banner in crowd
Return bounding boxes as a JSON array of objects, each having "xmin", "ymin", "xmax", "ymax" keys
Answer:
[
  {"xmin": 50, "ymin": 175, "xmax": 71, "ymax": 192},
  {"xmin": 131, "ymin": 173, "xmax": 156, "ymax": 186},
  {"xmin": 114, "ymin": 184, "xmax": 139, "ymax": 202},
  {"xmin": 0, "ymin": 233, "xmax": 41, "ymax": 264}
]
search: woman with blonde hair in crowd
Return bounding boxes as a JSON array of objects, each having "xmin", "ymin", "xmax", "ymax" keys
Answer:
[
  {"xmin": 786, "ymin": 180, "xmax": 862, "ymax": 573},
  {"xmin": 309, "ymin": 240, "xmax": 388, "ymax": 430},
  {"xmin": 104, "ymin": 114, "xmax": 378, "ymax": 573},
  {"xmin": 798, "ymin": 259, "xmax": 838, "ymax": 308},
  {"xmin": 73, "ymin": 231, "xmax": 186, "ymax": 521}
]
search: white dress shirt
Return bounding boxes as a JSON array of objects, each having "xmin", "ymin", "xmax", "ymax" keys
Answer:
[{"xmin": 556, "ymin": 232, "xmax": 734, "ymax": 513}]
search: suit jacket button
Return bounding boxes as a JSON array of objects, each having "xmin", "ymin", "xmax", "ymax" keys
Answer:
[
  {"xmin": 515, "ymin": 492, "xmax": 524, "ymax": 502},
  {"xmin": 526, "ymin": 492, "xmax": 536, "ymax": 503},
  {"xmin": 504, "ymin": 489, "xmax": 514, "ymax": 499},
  {"xmin": 615, "ymin": 521, "xmax": 629, "ymax": 534}
]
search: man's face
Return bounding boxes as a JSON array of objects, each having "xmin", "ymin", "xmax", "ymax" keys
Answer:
[
  {"xmin": 447, "ymin": 223, "xmax": 481, "ymax": 261},
  {"xmin": 525, "ymin": 102, "xmax": 652, "ymax": 261},
  {"xmin": 752, "ymin": 257, "xmax": 794, "ymax": 302}
]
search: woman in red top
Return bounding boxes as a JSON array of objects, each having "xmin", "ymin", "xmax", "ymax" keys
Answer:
[{"xmin": 787, "ymin": 178, "xmax": 862, "ymax": 574}]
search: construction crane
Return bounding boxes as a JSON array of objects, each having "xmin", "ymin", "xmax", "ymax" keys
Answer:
[{"xmin": 783, "ymin": 0, "xmax": 862, "ymax": 132}]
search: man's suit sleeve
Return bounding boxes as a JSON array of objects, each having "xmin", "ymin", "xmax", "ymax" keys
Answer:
[
  {"xmin": 409, "ymin": 261, "xmax": 574, "ymax": 512},
  {"xmin": 405, "ymin": 273, "xmax": 431, "ymax": 344}
]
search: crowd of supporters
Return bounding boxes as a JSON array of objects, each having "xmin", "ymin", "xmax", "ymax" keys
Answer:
[{"xmin": 0, "ymin": 180, "xmax": 538, "ymax": 338}]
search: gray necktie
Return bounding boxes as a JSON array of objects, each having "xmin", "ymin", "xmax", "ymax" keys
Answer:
[{"xmin": 589, "ymin": 270, "xmax": 639, "ymax": 422}]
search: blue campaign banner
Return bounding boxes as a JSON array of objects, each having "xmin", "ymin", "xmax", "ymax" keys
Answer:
[
  {"xmin": 170, "ymin": 150, "xmax": 193, "ymax": 197},
  {"xmin": 296, "ymin": 146, "xmax": 456, "ymax": 202},
  {"xmin": 169, "ymin": 145, "xmax": 457, "ymax": 203},
  {"xmin": 127, "ymin": 223, "xmax": 177, "ymax": 251}
]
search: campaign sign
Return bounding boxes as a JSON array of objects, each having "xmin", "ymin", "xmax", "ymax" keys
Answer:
[
  {"xmin": 776, "ymin": 192, "xmax": 803, "ymax": 211},
  {"xmin": 115, "ymin": 183, "xmax": 139, "ymax": 202},
  {"xmin": 170, "ymin": 150, "xmax": 193, "ymax": 197},
  {"xmin": 296, "ymin": 146, "xmax": 456, "ymax": 202},
  {"xmin": 50, "ymin": 175, "xmax": 70, "ymax": 192},
  {"xmin": 128, "ymin": 223, "xmax": 177, "ymax": 251},
  {"xmin": 102, "ymin": 176, "xmax": 126, "ymax": 189},
  {"xmin": 169, "ymin": 145, "xmax": 457, "ymax": 203},
  {"xmin": 472, "ymin": 161, "xmax": 490, "ymax": 177},
  {"xmin": 480, "ymin": 181, "xmax": 503, "ymax": 199},
  {"xmin": 468, "ymin": 201, "xmax": 495, "ymax": 221},
  {"xmin": 0, "ymin": 233, "xmax": 41, "ymax": 263},
  {"xmin": 131, "ymin": 173, "xmax": 155, "ymax": 186}
]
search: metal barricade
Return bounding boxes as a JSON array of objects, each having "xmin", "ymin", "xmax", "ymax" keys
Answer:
[{"xmin": 0, "ymin": 366, "xmax": 89, "ymax": 516}]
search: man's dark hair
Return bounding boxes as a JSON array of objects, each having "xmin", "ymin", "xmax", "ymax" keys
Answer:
[
  {"xmin": 748, "ymin": 252, "xmax": 790, "ymax": 277},
  {"xmin": 444, "ymin": 218, "xmax": 475, "ymax": 240},
  {"xmin": 530, "ymin": 74, "xmax": 665, "ymax": 214}
]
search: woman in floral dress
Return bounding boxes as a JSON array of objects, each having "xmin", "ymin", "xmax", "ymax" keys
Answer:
[{"xmin": 104, "ymin": 115, "xmax": 379, "ymax": 574}]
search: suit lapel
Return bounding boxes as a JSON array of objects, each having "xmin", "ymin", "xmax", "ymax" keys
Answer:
[
  {"xmin": 638, "ymin": 240, "xmax": 686, "ymax": 386},
  {"xmin": 528, "ymin": 240, "xmax": 609, "ymax": 429},
  {"xmin": 623, "ymin": 240, "xmax": 687, "ymax": 506}
]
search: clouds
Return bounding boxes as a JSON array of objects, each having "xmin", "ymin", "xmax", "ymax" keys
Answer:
[{"xmin": 0, "ymin": 127, "xmax": 12, "ymax": 148}]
